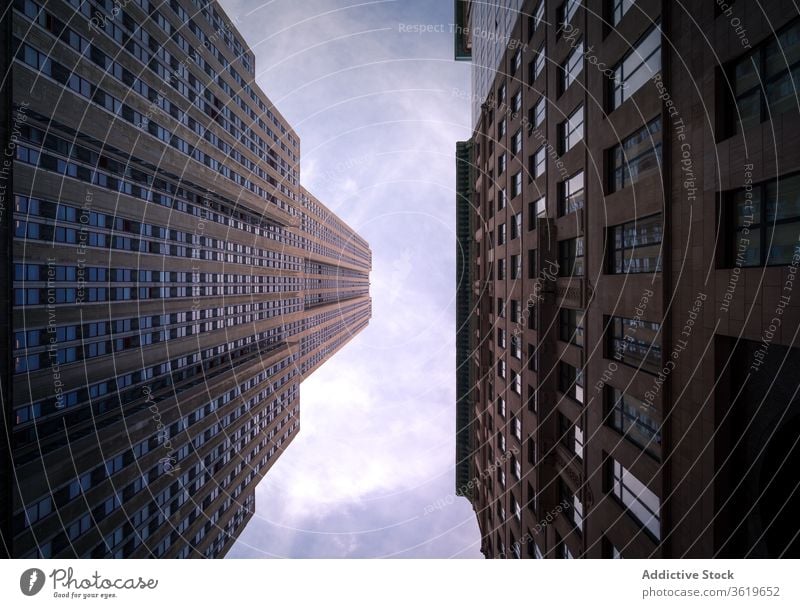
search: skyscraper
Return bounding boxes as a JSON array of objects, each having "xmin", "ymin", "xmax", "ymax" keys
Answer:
[
  {"xmin": 455, "ymin": 0, "xmax": 800, "ymax": 558},
  {"xmin": 2, "ymin": 0, "xmax": 371, "ymax": 558}
]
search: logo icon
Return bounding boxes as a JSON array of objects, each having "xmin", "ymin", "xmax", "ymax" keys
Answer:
[{"xmin": 20, "ymin": 568, "xmax": 46, "ymax": 596}]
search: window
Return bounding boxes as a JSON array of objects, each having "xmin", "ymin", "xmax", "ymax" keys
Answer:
[
  {"xmin": 530, "ymin": 42, "xmax": 546, "ymax": 83},
  {"xmin": 498, "ymin": 359, "xmax": 507, "ymax": 379},
  {"xmin": 609, "ymin": 117, "xmax": 662, "ymax": 192},
  {"xmin": 498, "ymin": 396, "xmax": 506, "ymax": 417},
  {"xmin": 497, "ymin": 328, "xmax": 507, "ymax": 349},
  {"xmin": 728, "ymin": 20, "xmax": 800, "ymax": 134},
  {"xmin": 498, "ymin": 118, "xmax": 507, "ymax": 139},
  {"xmin": 511, "ymin": 254, "xmax": 522, "ymax": 279},
  {"xmin": 559, "ymin": 308, "xmax": 585, "ymax": 346},
  {"xmin": 513, "ymin": 417, "xmax": 522, "ymax": 441},
  {"xmin": 527, "ymin": 249, "xmax": 536, "ymax": 279},
  {"xmin": 559, "ymin": 105, "xmax": 584, "ymax": 154},
  {"xmin": 608, "ymin": 316, "xmax": 662, "ymax": 374},
  {"xmin": 498, "ymin": 298, "xmax": 506, "ymax": 318},
  {"xmin": 603, "ymin": 536, "xmax": 624, "ymax": 558},
  {"xmin": 533, "ymin": 97, "xmax": 546, "ymax": 128},
  {"xmin": 528, "ymin": 344, "xmax": 538, "ymax": 371},
  {"xmin": 610, "ymin": 25, "xmax": 661, "ymax": 110},
  {"xmin": 532, "ymin": 146, "xmax": 546, "ymax": 178},
  {"xmin": 512, "ymin": 494, "xmax": 521, "ymax": 522},
  {"xmin": 498, "ymin": 189, "xmax": 507, "ymax": 210},
  {"xmin": 609, "ymin": 458, "xmax": 661, "ymax": 539},
  {"xmin": 512, "ymin": 371, "xmax": 522, "ymax": 395},
  {"xmin": 533, "ymin": 1, "xmax": 545, "ymax": 33},
  {"xmin": 510, "ymin": 300, "xmax": 521, "ymax": 323},
  {"xmin": 726, "ymin": 173, "xmax": 800, "ymax": 267},
  {"xmin": 558, "ymin": 412, "xmax": 584, "ymax": 459},
  {"xmin": 498, "ymin": 258, "xmax": 506, "ymax": 280},
  {"xmin": 512, "ymin": 129, "xmax": 522, "ymax": 155},
  {"xmin": 528, "ymin": 384, "xmax": 538, "ymax": 413},
  {"xmin": 512, "ymin": 89, "xmax": 522, "ymax": 113},
  {"xmin": 559, "ymin": 361, "xmax": 584, "ymax": 404},
  {"xmin": 610, "ymin": 0, "xmax": 635, "ymax": 26},
  {"xmin": 512, "ymin": 212, "xmax": 522, "ymax": 239},
  {"xmin": 609, "ymin": 214, "xmax": 663, "ymax": 274},
  {"xmin": 558, "ymin": 171, "xmax": 585, "ymax": 215},
  {"xmin": 561, "ymin": 40, "xmax": 584, "ymax": 93},
  {"xmin": 608, "ymin": 387, "xmax": 662, "ymax": 457},
  {"xmin": 558, "ymin": 237, "xmax": 585, "ymax": 276},
  {"xmin": 498, "ymin": 82, "xmax": 507, "ymax": 104},
  {"xmin": 511, "ymin": 334, "xmax": 522, "ymax": 359},
  {"xmin": 498, "ymin": 223, "xmax": 507, "ymax": 245},
  {"xmin": 559, "ymin": 478, "xmax": 583, "ymax": 531},
  {"xmin": 558, "ymin": 0, "xmax": 581, "ymax": 32},
  {"xmin": 498, "ymin": 153, "xmax": 506, "ymax": 175},
  {"xmin": 512, "ymin": 171, "xmax": 523, "ymax": 198},
  {"xmin": 529, "ymin": 197, "xmax": 546, "ymax": 230},
  {"xmin": 511, "ymin": 50, "xmax": 522, "ymax": 77}
]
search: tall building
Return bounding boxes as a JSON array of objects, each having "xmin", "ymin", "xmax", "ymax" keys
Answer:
[
  {"xmin": 455, "ymin": 0, "xmax": 800, "ymax": 558},
  {"xmin": 2, "ymin": 0, "xmax": 371, "ymax": 558}
]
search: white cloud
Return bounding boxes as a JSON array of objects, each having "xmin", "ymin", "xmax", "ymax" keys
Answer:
[{"xmin": 222, "ymin": 0, "xmax": 480, "ymax": 558}]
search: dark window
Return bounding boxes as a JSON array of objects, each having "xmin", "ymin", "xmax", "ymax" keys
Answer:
[
  {"xmin": 558, "ymin": 361, "xmax": 584, "ymax": 404},
  {"xmin": 607, "ymin": 386, "xmax": 662, "ymax": 457},
  {"xmin": 561, "ymin": 40, "xmax": 584, "ymax": 94},
  {"xmin": 558, "ymin": 171, "xmax": 584, "ymax": 216},
  {"xmin": 608, "ymin": 458, "xmax": 661, "ymax": 539},
  {"xmin": 559, "ymin": 308, "xmax": 585, "ymax": 346},
  {"xmin": 608, "ymin": 213, "xmax": 663, "ymax": 274},
  {"xmin": 607, "ymin": 316, "xmax": 662, "ymax": 374},
  {"xmin": 609, "ymin": 0, "xmax": 634, "ymax": 26},
  {"xmin": 727, "ymin": 19, "xmax": 800, "ymax": 134},
  {"xmin": 608, "ymin": 117, "xmax": 662, "ymax": 192},
  {"xmin": 527, "ymin": 249, "xmax": 536, "ymax": 279},
  {"xmin": 558, "ymin": 237, "xmax": 585, "ymax": 276},
  {"xmin": 610, "ymin": 25, "xmax": 661, "ymax": 110},
  {"xmin": 725, "ymin": 173, "xmax": 800, "ymax": 267},
  {"xmin": 559, "ymin": 105, "xmax": 584, "ymax": 154}
]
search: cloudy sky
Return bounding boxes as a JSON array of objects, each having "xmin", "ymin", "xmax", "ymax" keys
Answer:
[{"xmin": 219, "ymin": 0, "xmax": 481, "ymax": 558}]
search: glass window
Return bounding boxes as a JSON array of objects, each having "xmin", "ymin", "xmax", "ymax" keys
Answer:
[
  {"xmin": 511, "ymin": 254, "xmax": 521, "ymax": 279},
  {"xmin": 558, "ymin": 0, "xmax": 581, "ymax": 31},
  {"xmin": 533, "ymin": 1, "xmax": 545, "ymax": 32},
  {"xmin": 610, "ymin": 458, "xmax": 661, "ymax": 539},
  {"xmin": 558, "ymin": 237, "xmax": 585, "ymax": 276},
  {"xmin": 512, "ymin": 90, "xmax": 522, "ymax": 113},
  {"xmin": 512, "ymin": 171, "xmax": 523, "ymax": 198},
  {"xmin": 610, "ymin": 25, "xmax": 661, "ymax": 110},
  {"xmin": 559, "ymin": 308, "xmax": 585, "ymax": 346},
  {"xmin": 531, "ymin": 42, "xmax": 546, "ymax": 83},
  {"xmin": 609, "ymin": 117, "xmax": 662, "ymax": 192},
  {"xmin": 559, "ymin": 105, "xmax": 584, "ymax": 154},
  {"xmin": 610, "ymin": 0, "xmax": 635, "ymax": 26},
  {"xmin": 512, "ymin": 212, "xmax": 522, "ymax": 239},
  {"xmin": 608, "ymin": 387, "xmax": 662, "ymax": 457},
  {"xmin": 609, "ymin": 213, "xmax": 663, "ymax": 274},
  {"xmin": 511, "ymin": 51, "xmax": 522, "ymax": 77},
  {"xmin": 729, "ymin": 20, "xmax": 800, "ymax": 134},
  {"xmin": 727, "ymin": 173, "xmax": 800, "ymax": 267},
  {"xmin": 532, "ymin": 97, "xmax": 546, "ymax": 129},
  {"xmin": 561, "ymin": 40, "xmax": 584, "ymax": 93},
  {"xmin": 559, "ymin": 361, "xmax": 584, "ymax": 404},
  {"xmin": 512, "ymin": 129, "xmax": 522, "ymax": 155},
  {"xmin": 558, "ymin": 171, "xmax": 584, "ymax": 215},
  {"xmin": 532, "ymin": 146, "xmax": 546, "ymax": 179},
  {"xmin": 498, "ymin": 153, "xmax": 506, "ymax": 175},
  {"xmin": 608, "ymin": 316, "xmax": 662, "ymax": 374}
]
